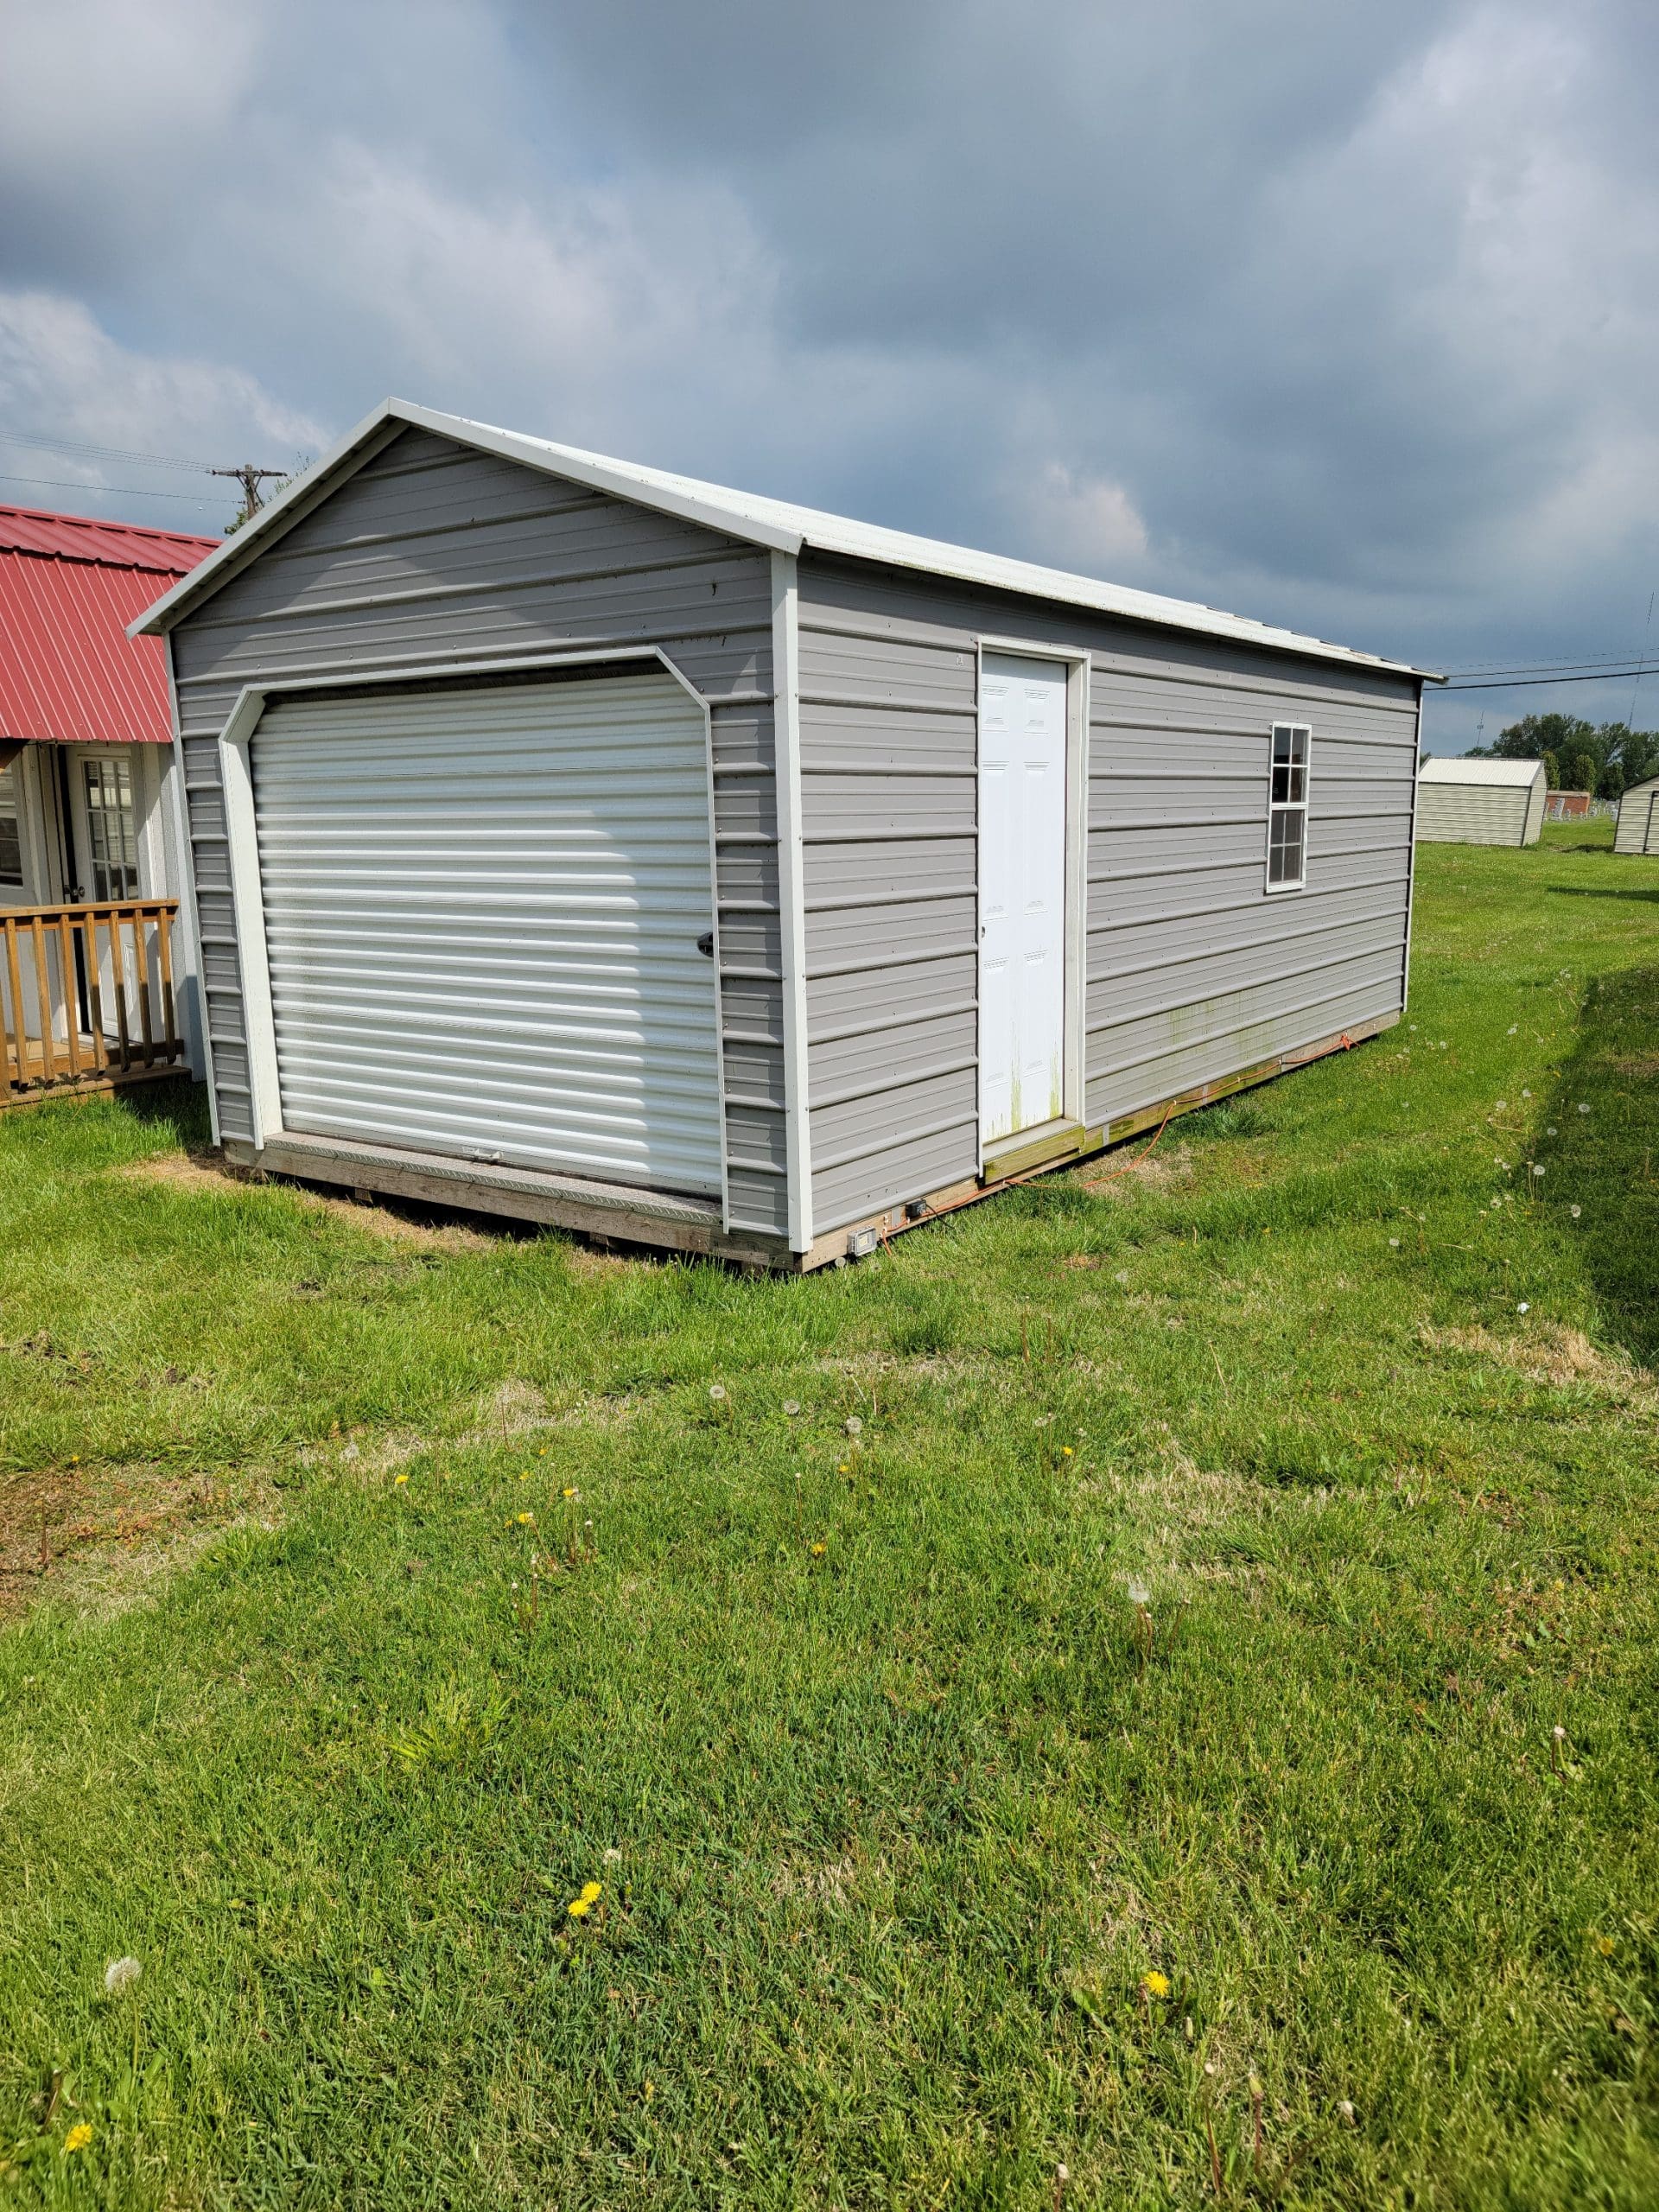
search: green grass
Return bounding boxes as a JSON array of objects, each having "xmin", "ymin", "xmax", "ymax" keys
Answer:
[{"xmin": 1, "ymin": 824, "xmax": 1656, "ymax": 2209}]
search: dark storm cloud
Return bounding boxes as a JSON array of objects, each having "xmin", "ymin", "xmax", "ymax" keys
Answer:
[{"xmin": 1, "ymin": 0, "xmax": 1656, "ymax": 746}]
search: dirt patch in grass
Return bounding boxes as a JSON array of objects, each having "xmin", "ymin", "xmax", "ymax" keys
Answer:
[
  {"xmin": 0, "ymin": 1458, "xmax": 259, "ymax": 1624},
  {"xmin": 1076, "ymin": 1142, "xmax": 1197, "ymax": 1199},
  {"xmin": 111, "ymin": 1153, "xmax": 497, "ymax": 1251},
  {"xmin": 1421, "ymin": 1321, "xmax": 1655, "ymax": 1402}
]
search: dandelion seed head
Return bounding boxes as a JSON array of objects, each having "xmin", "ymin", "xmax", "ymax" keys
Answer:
[
  {"xmin": 1547, "ymin": 1126, "xmax": 1557, "ymax": 1137},
  {"xmin": 1496, "ymin": 1102, "xmax": 1508, "ymax": 1113},
  {"xmin": 1532, "ymin": 1164, "xmax": 1545, "ymax": 1177},
  {"xmin": 104, "ymin": 1956, "xmax": 141, "ymax": 1996},
  {"xmin": 1127, "ymin": 1576, "xmax": 1151, "ymax": 1607},
  {"xmin": 1517, "ymin": 1302, "xmax": 1529, "ymax": 1313},
  {"xmin": 843, "ymin": 1416, "xmax": 862, "ymax": 1436},
  {"xmin": 1578, "ymin": 1103, "xmax": 1590, "ymax": 1115},
  {"xmin": 1570, "ymin": 1205, "xmax": 1582, "ymax": 1219},
  {"xmin": 1522, "ymin": 1088, "xmax": 1532, "ymax": 1099},
  {"xmin": 783, "ymin": 1400, "xmax": 800, "ymax": 1416},
  {"xmin": 709, "ymin": 1383, "xmax": 727, "ymax": 1402},
  {"xmin": 1553, "ymin": 1724, "xmax": 1567, "ymax": 1741},
  {"xmin": 1338, "ymin": 2099, "xmax": 1356, "ymax": 2121},
  {"xmin": 1507, "ymin": 1025, "xmax": 1517, "ymax": 1034},
  {"xmin": 1389, "ymin": 1237, "xmax": 1400, "ymax": 1248}
]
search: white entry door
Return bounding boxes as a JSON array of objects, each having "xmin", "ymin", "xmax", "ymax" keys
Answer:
[{"xmin": 978, "ymin": 652, "xmax": 1069, "ymax": 1147}]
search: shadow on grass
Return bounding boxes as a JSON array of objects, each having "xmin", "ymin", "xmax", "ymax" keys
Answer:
[
  {"xmin": 1547, "ymin": 885, "xmax": 1659, "ymax": 905},
  {"xmin": 106, "ymin": 1072, "xmax": 213, "ymax": 1141},
  {"xmin": 1547, "ymin": 963, "xmax": 1659, "ymax": 1363}
]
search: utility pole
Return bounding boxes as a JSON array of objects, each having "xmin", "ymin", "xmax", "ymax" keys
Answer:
[{"xmin": 210, "ymin": 462, "xmax": 287, "ymax": 529}]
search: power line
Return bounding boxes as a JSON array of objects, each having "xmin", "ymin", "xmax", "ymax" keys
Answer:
[
  {"xmin": 1441, "ymin": 666, "xmax": 1659, "ymax": 692},
  {"xmin": 0, "ymin": 471, "xmax": 226, "ymax": 506},
  {"xmin": 2, "ymin": 429, "xmax": 215, "ymax": 474}
]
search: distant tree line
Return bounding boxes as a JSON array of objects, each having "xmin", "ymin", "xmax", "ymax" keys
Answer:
[{"xmin": 1467, "ymin": 713, "xmax": 1659, "ymax": 798}]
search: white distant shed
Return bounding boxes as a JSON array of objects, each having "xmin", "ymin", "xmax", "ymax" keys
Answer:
[
  {"xmin": 1614, "ymin": 775, "xmax": 1659, "ymax": 855},
  {"xmin": 1415, "ymin": 756, "xmax": 1545, "ymax": 848}
]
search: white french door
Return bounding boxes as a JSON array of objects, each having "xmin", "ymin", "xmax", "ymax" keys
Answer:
[{"xmin": 978, "ymin": 652, "xmax": 1069, "ymax": 1147}]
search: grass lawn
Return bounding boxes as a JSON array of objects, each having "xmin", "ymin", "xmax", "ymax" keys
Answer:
[{"xmin": 1, "ymin": 817, "xmax": 1656, "ymax": 2209}]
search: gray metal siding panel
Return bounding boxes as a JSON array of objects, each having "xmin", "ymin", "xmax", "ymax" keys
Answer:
[
  {"xmin": 798, "ymin": 554, "xmax": 1416, "ymax": 1227},
  {"xmin": 168, "ymin": 426, "xmax": 785, "ymax": 1236}
]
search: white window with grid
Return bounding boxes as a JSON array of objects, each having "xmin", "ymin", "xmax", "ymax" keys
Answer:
[{"xmin": 1267, "ymin": 723, "xmax": 1310, "ymax": 892}]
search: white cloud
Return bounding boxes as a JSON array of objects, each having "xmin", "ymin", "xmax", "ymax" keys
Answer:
[
  {"xmin": 1013, "ymin": 462, "xmax": 1152, "ymax": 576},
  {"xmin": 0, "ymin": 291, "xmax": 326, "ymax": 519}
]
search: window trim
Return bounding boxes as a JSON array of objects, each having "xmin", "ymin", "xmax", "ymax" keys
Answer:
[
  {"xmin": 0, "ymin": 762, "xmax": 23, "ymax": 889},
  {"xmin": 1265, "ymin": 721, "xmax": 1311, "ymax": 894}
]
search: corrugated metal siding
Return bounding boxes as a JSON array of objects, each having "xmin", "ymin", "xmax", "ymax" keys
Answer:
[
  {"xmin": 168, "ymin": 427, "xmax": 785, "ymax": 1233},
  {"xmin": 1614, "ymin": 779, "xmax": 1659, "ymax": 855},
  {"xmin": 1414, "ymin": 781, "xmax": 1534, "ymax": 846},
  {"xmin": 796, "ymin": 556, "xmax": 1417, "ymax": 1233}
]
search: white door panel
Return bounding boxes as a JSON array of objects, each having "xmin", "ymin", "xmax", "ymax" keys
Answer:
[
  {"xmin": 251, "ymin": 671, "xmax": 724, "ymax": 1197},
  {"xmin": 979, "ymin": 652, "xmax": 1068, "ymax": 1146}
]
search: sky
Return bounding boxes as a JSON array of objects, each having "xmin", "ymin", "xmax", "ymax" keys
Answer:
[{"xmin": 3, "ymin": 0, "xmax": 1657, "ymax": 753}]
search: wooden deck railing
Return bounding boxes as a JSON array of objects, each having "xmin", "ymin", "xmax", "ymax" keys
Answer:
[{"xmin": 0, "ymin": 899, "xmax": 185, "ymax": 1103}]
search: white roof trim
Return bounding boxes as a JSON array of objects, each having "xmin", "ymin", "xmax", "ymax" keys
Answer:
[
  {"xmin": 132, "ymin": 397, "xmax": 1435, "ymax": 677},
  {"xmin": 1418, "ymin": 756, "xmax": 1544, "ymax": 786}
]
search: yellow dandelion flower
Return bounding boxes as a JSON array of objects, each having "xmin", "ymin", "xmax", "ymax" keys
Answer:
[
  {"xmin": 517, "ymin": 1510, "xmax": 534, "ymax": 1525},
  {"xmin": 393, "ymin": 1473, "xmax": 409, "ymax": 1486},
  {"xmin": 1597, "ymin": 1935, "xmax": 1616, "ymax": 1956},
  {"xmin": 580, "ymin": 1881, "xmax": 603, "ymax": 1904},
  {"xmin": 1061, "ymin": 1446, "xmax": 1074, "ymax": 1458},
  {"xmin": 568, "ymin": 1897, "xmax": 591, "ymax": 1918},
  {"xmin": 563, "ymin": 1486, "xmax": 579, "ymax": 1499},
  {"xmin": 1141, "ymin": 1970, "xmax": 1171, "ymax": 1999},
  {"xmin": 837, "ymin": 1462, "xmax": 849, "ymax": 1474},
  {"xmin": 810, "ymin": 1541, "xmax": 827, "ymax": 1556},
  {"xmin": 64, "ymin": 2123, "xmax": 92, "ymax": 2152}
]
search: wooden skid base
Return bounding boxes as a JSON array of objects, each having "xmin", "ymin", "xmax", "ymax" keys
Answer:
[
  {"xmin": 230, "ymin": 1012, "xmax": 1397, "ymax": 1274},
  {"xmin": 799, "ymin": 1009, "xmax": 1400, "ymax": 1270}
]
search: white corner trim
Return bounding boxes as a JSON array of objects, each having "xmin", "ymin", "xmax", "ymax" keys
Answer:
[
  {"xmin": 771, "ymin": 550, "xmax": 813, "ymax": 1252},
  {"xmin": 217, "ymin": 689, "xmax": 282, "ymax": 1148}
]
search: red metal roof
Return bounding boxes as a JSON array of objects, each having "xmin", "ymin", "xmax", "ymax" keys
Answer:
[{"xmin": 0, "ymin": 504, "xmax": 219, "ymax": 746}]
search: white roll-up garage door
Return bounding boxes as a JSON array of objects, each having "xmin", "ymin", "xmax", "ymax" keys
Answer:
[{"xmin": 251, "ymin": 670, "xmax": 725, "ymax": 1197}]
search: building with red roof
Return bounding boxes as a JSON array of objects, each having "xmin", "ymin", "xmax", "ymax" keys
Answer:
[{"xmin": 0, "ymin": 504, "xmax": 218, "ymax": 1096}]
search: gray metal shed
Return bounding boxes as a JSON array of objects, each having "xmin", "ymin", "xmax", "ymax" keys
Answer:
[
  {"xmin": 1614, "ymin": 775, "xmax": 1659, "ymax": 854},
  {"xmin": 133, "ymin": 399, "xmax": 1432, "ymax": 1270},
  {"xmin": 1414, "ymin": 755, "xmax": 1546, "ymax": 847}
]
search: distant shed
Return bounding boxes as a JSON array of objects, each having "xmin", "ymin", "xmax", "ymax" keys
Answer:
[
  {"xmin": 1415, "ymin": 756, "xmax": 1545, "ymax": 847},
  {"xmin": 1614, "ymin": 775, "xmax": 1659, "ymax": 855},
  {"xmin": 132, "ymin": 397, "xmax": 1433, "ymax": 1270}
]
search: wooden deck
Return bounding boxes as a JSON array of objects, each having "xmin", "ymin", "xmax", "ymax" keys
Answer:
[{"xmin": 1, "ymin": 899, "xmax": 187, "ymax": 1107}]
